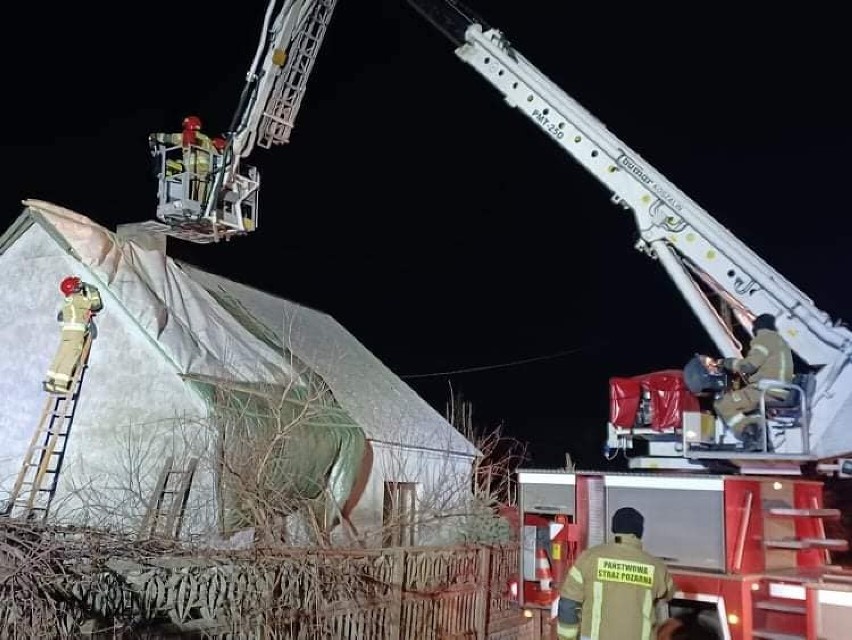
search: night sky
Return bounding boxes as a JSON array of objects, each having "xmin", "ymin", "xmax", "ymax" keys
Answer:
[{"xmin": 4, "ymin": 1, "xmax": 851, "ymax": 469}]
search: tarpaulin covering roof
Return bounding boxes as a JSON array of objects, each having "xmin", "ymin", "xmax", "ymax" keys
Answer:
[
  {"xmin": 1, "ymin": 200, "xmax": 477, "ymax": 457},
  {"xmin": 0, "ymin": 201, "xmax": 478, "ymax": 530}
]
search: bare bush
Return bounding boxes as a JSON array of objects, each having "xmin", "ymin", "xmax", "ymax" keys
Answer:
[
  {"xmin": 206, "ymin": 367, "xmax": 366, "ymax": 548},
  {"xmin": 443, "ymin": 389, "xmax": 526, "ymax": 544},
  {"xmin": 204, "ymin": 376, "xmax": 525, "ymax": 550}
]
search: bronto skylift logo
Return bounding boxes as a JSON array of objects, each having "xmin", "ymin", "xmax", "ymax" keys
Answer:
[
  {"xmin": 617, "ymin": 152, "xmax": 684, "ymax": 213},
  {"xmin": 618, "ymin": 153, "xmax": 653, "ymax": 186}
]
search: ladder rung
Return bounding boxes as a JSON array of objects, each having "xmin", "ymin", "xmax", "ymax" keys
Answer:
[
  {"xmin": 752, "ymin": 631, "xmax": 805, "ymax": 640},
  {"xmin": 15, "ymin": 504, "xmax": 47, "ymax": 511},
  {"xmin": 766, "ymin": 507, "xmax": 841, "ymax": 518},
  {"xmin": 764, "ymin": 538, "xmax": 849, "ymax": 550},
  {"xmin": 28, "ymin": 447, "xmax": 63, "ymax": 455},
  {"xmin": 754, "ymin": 600, "xmax": 807, "ymax": 614}
]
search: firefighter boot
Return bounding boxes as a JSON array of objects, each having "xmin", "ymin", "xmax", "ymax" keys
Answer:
[
  {"xmin": 43, "ymin": 379, "xmax": 70, "ymax": 395},
  {"xmin": 43, "ymin": 380, "xmax": 60, "ymax": 394}
]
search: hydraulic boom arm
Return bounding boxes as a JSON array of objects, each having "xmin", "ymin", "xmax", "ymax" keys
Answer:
[
  {"xmin": 408, "ymin": 0, "xmax": 852, "ymax": 461},
  {"xmin": 202, "ymin": 0, "xmax": 338, "ymax": 225},
  {"xmin": 149, "ymin": 0, "xmax": 337, "ymax": 243},
  {"xmin": 229, "ymin": 0, "xmax": 338, "ymax": 160}
]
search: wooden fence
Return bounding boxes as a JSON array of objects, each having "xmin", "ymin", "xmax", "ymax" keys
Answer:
[
  {"xmin": 118, "ymin": 543, "xmax": 532, "ymax": 639},
  {"xmin": 0, "ymin": 531, "xmax": 535, "ymax": 639}
]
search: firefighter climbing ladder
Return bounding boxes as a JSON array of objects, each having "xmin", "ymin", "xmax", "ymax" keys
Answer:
[
  {"xmin": 2, "ymin": 333, "xmax": 94, "ymax": 521},
  {"xmin": 138, "ymin": 456, "xmax": 198, "ymax": 540}
]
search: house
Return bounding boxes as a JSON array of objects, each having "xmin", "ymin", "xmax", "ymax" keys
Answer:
[{"xmin": 0, "ymin": 200, "xmax": 480, "ymax": 546}]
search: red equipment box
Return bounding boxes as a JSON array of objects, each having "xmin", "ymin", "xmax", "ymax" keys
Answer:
[{"xmin": 609, "ymin": 369, "xmax": 700, "ymax": 431}]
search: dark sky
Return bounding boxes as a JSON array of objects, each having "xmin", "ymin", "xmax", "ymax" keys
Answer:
[{"xmin": 4, "ymin": 1, "xmax": 851, "ymax": 469}]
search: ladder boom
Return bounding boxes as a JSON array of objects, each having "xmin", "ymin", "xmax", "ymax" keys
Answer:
[
  {"xmin": 408, "ymin": 0, "xmax": 852, "ymax": 462},
  {"xmin": 231, "ymin": 0, "xmax": 338, "ymax": 160},
  {"xmin": 148, "ymin": 0, "xmax": 338, "ymax": 244},
  {"xmin": 446, "ymin": 16, "xmax": 851, "ymax": 365}
]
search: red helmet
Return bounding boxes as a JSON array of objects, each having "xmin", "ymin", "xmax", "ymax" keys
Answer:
[
  {"xmin": 60, "ymin": 276, "xmax": 81, "ymax": 296},
  {"xmin": 182, "ymin": 115, "xmax": 202, "ymax": 131},
  {"xmin": 212, "ymin": 136, "xmax": 227, "ymax": 152}
]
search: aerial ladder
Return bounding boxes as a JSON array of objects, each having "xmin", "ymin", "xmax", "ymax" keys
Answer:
[
  {"xmin": 146, "ymin": 0, "xmax": 338, "ymax": 244},
  {"xmin": 407, "ymin": 0, "xmax": 852, "ymax": 475},
  {"xmin": 407, "ymin": 4, "xmax": 852, "ymax": 639}
]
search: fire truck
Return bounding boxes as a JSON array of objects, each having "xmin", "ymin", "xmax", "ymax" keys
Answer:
[{"xmin": 407, "ymin": 1, "xmax": 852, "ymax": 638}]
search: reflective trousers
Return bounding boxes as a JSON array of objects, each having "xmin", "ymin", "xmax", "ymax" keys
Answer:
[{"xmin": 45, "ymin": 328, "xmax": 87, "ymax": 391}]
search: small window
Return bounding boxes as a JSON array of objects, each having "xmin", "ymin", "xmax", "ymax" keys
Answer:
[{"xmin": 383, "ymin": 481, "xmax": 417, "ymax": 547}]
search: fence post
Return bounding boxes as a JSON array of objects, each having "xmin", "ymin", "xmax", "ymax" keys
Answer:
[
  {"xmin": 476, "ymin": 545, "xmax": 492, "ymax": 639},
  {"xmin": 388, "ymin": 548, "xmax": 405, "ymax": 640}
]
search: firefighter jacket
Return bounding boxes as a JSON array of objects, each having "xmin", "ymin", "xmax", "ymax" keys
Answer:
[
  {"xmin": 150, "ymin": 131, "xmax": 215, "ymax": 150},
  {"xmin": 59, "ymin": 284, "xmax": 103, "ymax": 330},
  {"xmin": 150, "ymin": 132, "xmax": 217, "ymax": 176},
  {"xmin": 557, "ymin": 534, "xmax": 676, "ymax": 640},
  {"xmin": 725, "ymin": 328, "xmax": 793, "ymax": 387}
]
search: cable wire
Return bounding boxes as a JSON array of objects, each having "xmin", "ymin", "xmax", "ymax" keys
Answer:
[{"xmin": 400, "ymin": 342, "xmax": 607, "ymax": 379}]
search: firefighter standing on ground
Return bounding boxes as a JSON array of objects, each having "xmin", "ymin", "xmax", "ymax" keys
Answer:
[
  {"xmin": 43, "ymin": 277, "xmax": 103, "ymax": 394},
  {"xmin": 557, "ymin": 507, "xmax": 676, "ymax": 640},
  {"xmin": 713, "ymin": 313, "xmax": 794, "ymax": 447}
]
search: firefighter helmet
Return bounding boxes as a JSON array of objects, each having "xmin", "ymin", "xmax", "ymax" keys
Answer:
[
  {"xmin": 182, "ymin": 115, "xmax": 202, "ymax": 131},
  {"xmin": 212, "ymin": 136, "xmax": 227, "ymax": 152},
  {"xmin": 752, "ymin": 313, "xmax": 777, "ymax": 333},
  {"xmin": 60, "ymin": 276, "xmax": 81, "ymax": 296}
]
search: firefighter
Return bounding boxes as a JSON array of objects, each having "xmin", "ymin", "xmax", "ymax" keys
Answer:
[
  {"xmin": 43, "ymin": 276, "xmax": 103, "ymax": 394},
  {"xmin": 713, "ymin": 313, "xmax": 794, "ymax": 449},
  {"xmin": 557, "ymin": 507, "xmax": 676, "ymax": 640},
  {"xmin": 149, "ymin": 116, "xmax": 222, "ymax": 205}
]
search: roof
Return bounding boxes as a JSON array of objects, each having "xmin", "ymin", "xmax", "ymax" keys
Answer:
[{"xmin": 0, "ymin": 200, "xmax": 479, "ymax": 456}]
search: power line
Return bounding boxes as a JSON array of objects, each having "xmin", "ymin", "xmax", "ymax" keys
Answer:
[{"xmin": 400, "ymin": 342, "xmax": 607, "ymax": 379}]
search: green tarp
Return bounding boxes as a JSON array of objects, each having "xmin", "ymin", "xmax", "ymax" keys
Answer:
[
  {"xmin": 188, "ymin": 283, "xmax": 368, "ymax": 536},
  {"xmin": 189, "ymin": 377, "xmax": 367, "ymax": 536}
]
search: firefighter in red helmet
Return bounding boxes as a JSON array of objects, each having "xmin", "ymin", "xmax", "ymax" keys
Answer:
[
  {"xmin": 181, "ymin": 115, "xmax": 203, "ymax": 146},
  {"xmin": 43, "ymin": 276, "xmax": 103, "ymax": 394},
  {"xmin": 148, "ymin": 115, "xmax": 222, "ymax": 206}
]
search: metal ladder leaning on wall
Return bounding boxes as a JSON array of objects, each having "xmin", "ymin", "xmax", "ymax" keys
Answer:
[
  {"xmin": 138, "ymin": 456, "xmax": 198, "ymax": 541},
  {"xmin": 1, "ymin": 333, "xmax": 94, "ymax": 521}
]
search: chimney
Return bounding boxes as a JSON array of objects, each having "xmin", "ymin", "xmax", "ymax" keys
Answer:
[{"xmin": 116, "ymin": 222, "xmax": 168, "ymax": 254}]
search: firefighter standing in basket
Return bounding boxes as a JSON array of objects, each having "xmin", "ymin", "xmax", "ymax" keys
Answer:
[{"xmin": 149, "ymin": 115, "xmax": 227, "ymax": 206}]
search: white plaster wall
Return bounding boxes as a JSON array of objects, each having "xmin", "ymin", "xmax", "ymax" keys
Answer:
[
  {"xmin": 0, "ymin": 225, "xmax": 216, "ymax": 534},
  {"xmin": 0, "ymin": 223, "xmax": 480, "ymax": 544},
  {"xmin": 337, "ymin": 441, "xmax": 477, "ymax": 548}
]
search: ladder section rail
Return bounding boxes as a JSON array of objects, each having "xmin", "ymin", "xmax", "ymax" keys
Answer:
[{"xmin": 2, "ymin": 334, "xmax": 93, "ymax": 520}]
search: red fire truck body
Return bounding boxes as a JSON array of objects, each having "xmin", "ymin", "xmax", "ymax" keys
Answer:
[
  {"xmin": 517, "ymin": 469, "xmax": 852, "ymax": 639},
  {"xmin": 404, "ymin": 2, "xmax": 852, "ymax": 638}
]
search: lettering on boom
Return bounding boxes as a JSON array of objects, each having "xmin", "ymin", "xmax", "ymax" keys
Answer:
[
  {"xmin": 595, "ymin": 557, "xmax": 654, "ymax": 588},
  {"xmin": 617, "ymin": 152, "xmax": 685, "ymax": 213},
  {"xmin": 531, "ymin": 108, "xmax": 566, "ymax": 141}
]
